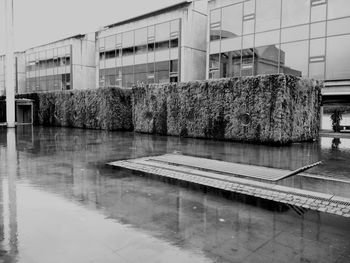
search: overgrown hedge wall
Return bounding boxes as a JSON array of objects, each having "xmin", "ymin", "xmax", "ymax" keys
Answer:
[
  {"xmin": 132, "ymin": 74, "xmax": 322, "ymax": 145},
  {"xmin": 18, "ymin": 88, "xmax": 133, "ymax": 131}
]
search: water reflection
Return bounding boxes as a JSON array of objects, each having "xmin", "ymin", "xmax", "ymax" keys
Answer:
[{"xmin": 0, "ymin": 127, "xmax": 349, "ymax": 263}]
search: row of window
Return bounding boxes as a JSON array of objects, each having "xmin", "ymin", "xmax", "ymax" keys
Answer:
[
  {"xmin": 26, "ymin": 46, "xmax": 72, "ymax": 72},
  {"xmin": 210, "ymin": 0, "xmax": 350, "ymax": 80},
  {"xmin": 211, "ymin": 0, "xmax": 350, "ymax": 39},
  {"xmin": 100, "ymin": 38, "xmax": 179, "ymax": 60},
  {"xmin": 100, "ymin": 60, "xmax": 179, "ymax": 88},
  {"xmin": 210, "ymin": 34, "xmax": 350, "ymax": 80},
  {"xmin": 26, "ymin": 74, "xmax": 71, "ymax": 92}
]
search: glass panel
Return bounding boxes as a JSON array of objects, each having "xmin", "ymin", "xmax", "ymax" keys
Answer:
[
  {"xmin": 122, "ymin": 31, "xmax": 134, "ymax": 49},
  {"xmin": 156, "ymin": 22, "xmax": 170, "ymax": 42},
  {"xmin": 210, "ymin": 9, "xmax": 221, "ymax": 41},
  {"xmin": 105, "ymin": 35, "xmax": 116, "ymax": 50},
  {"xmin": 170, "ymin": 60, "xmax": 178, "ymax": 73},
  {"xmin": 116, "ymin": 34, "xmax": 122, "ymax": 46},
  {"xmin": 221, "ymin": 51, "xmax": 241, "ymax": 78},
  {"xmin": 280, "ymin": 40, "xmax": 309, "ymax": 77},
  {"xmin": 241, "ymin": 48, "xmax": 254, "ymax": 76},
  {"xmin": 310, "ymin": 22, "xmax": 326, "ymax": 38},
  {"xmin": 105, "ymin": 50, "xmax": 116, "ymax": 59},
  {"xmin": 244, "ymin": 0, "xmax": 255, "ymax": 15},
  {"xmin": 328, "ymin": 0, "xmax": 350, "ymax": 20},
  {"xmin": 311, "ymin": 3, "xmax": 326, "ymax": 22},
  {"xmin": 254, "ymin": 45, "xmax": 280, "ymax": 75},
  {"xmin": 221, "ymin": 37, "xmax": 241, "ymax": 53},
  {"xmin": 256, "ymin": 0, "xmax": 281, "ymax": 32},
  {"xmin": 326, "ymin": 34, "xmax": 350, "ymax": 79},
  {"xmin": 281, "ymin": 25, "xmax": 309, "ymax": 43},
  {"xmin": 309, "ymin": 62, "xmax": 325, "ymax": 79},
  {"xmin": 209, "ymin": 54, "xmax": 220, "ymax": 79},
  {"xmin": 282, "ymin": 0, "xmax": 309, "ymax": 27},
  {"xmin": 210, "ymin": 8, "xmax": 221, "ymax": 24},
  {"xmin": 122, "ymin": 37, "xmax": 134, "ymax": 57},
  {"xmin": 255, "ymin": 30, "xmax": 280, "ymax": 47},
  {"xmin": 310, "ymin": 38, "xmax": 325, "ymax": 57},
  {"xmin": 243, "ymin": 20, "xmax": 255, "ymax": 35},
  {"xmin": 170, "ymin": 19, "xmax": 180, "ymax": 33},
  {"xmin": 327, "ymin": 17, "xmax": 350, "ymax": 36},
  {"xmin": 221, "ymin": 4, "xmax": 243, "ymax": 38},
  {"xmin": 135, "ymin": 27, "xmax": 147, "ymax": 55},
  {"xmin": 155, "ymin": 61, "xmax": 170, "ymax": 84},
  {"xmin": 242, "ymin": 35, "xmax": 254, "ymax": 49}
]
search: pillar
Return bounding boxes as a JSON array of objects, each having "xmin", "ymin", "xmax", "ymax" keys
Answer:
[{"xmin": 5, "ymin": 0, "xmax": 15, "ymax": 128}]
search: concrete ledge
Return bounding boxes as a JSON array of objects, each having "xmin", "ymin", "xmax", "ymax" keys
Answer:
[{"xmin": 109, "ymin": 159, "xmax": 350, "ymax": 218}]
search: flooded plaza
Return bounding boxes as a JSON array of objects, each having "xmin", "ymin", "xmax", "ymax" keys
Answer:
[{"xmin": 0, "ymin": 126, "xmax": 349, "ymax": 263}]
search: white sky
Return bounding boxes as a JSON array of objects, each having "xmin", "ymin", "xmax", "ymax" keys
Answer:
[{"xmin": 0, "ymin": 0, "xmax": 183, "ymax": 54}]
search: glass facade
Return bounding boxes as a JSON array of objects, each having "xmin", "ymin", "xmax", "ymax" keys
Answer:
[
  {"xmin": 99, "ymin": 19, "xmax": 180, "ymax": 88},
  {"xmin": 25, "ymin": 45, "xmax": 72, "ymax": 92},
  {"xmin": 209, "ymin": 0, "xmax": 350, "ymax": 81}
]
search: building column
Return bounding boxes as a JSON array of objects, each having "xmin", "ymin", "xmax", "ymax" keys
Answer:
[{"xmin": 5, "ymin": 0, "xmax": 15, "ymax": 128}]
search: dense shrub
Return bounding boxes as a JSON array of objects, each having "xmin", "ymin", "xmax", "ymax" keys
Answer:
[
  {"xmin": 19, "ymin": 88, "xmax": 133, "ymax": 131},
  {"xmin": 132, "ymin": 74, "xmax": 322, "ymax": 145}
]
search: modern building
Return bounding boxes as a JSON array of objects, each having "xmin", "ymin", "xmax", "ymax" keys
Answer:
[
  {"xmin": 96, "ymin": 0, "xmax": 208, "ymax": 88},
  {"xmin": 207, "ymin": 0, "xmax": 350, "ymax": 95},
  {"xmin": 0, "ymin": 52, "xmax": 26, "ymax": 96},
  {"xmin": 24, "ymin": 33, "xmax": 96, "ymax": 93}
]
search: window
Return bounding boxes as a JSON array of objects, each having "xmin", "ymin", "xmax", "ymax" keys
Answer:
[
  {"xmin": 327, "ymin": 17, "xmax": 350, "ymax": 36},
  {"xmin": 135, "ymin": 28, "xmax": 147, "ymax": 55},
  {"xmin": 209, "ymin": 54, "xmax": 220, "ymax": 79},
  {"xmin": 210, "ymin": 9, "xmax": 221, "ymax": 41},
  {"xmin": 170, "ymin": 60, "xmax": 178, "ymax": 73},
  {"xmin": 155, "ymin": 61, "xmax": 170, "ymax": 83},
  {"xmin": 328, "ymin": 0, "xmax": 350, "ymax": 20},
  {"xmin": 122, "ymin": 31, "xmax": 134, "ymax": 56},
  {"xmin": 254, "ymin": 45, "xmax": 280, "ymax": 75},
  {"xmin": 311, "ymin": 1, "xmax": 326, "ymax": 22},
  {"xmin": 326, "ymin": 34, "xmax": 350, "ymax": 80},
  {"xmin": 281, "ymin": 25, "xmax": 309, "ymax": 43},
  {"xmin": 282, "ymin": 0, "xmax": 309, "ymax": 28},
  {"xmin": 280, "ymin": 40, "xmax": 309, "ymax": 77},
  {"xmin": 310, "ymin": 22, "xmax": 326, "ymax": 38},
  {"xmin": 256, "ymin": 0, "xmax": 281, "ymax": 32},
  {"xmin": 221, "ymin": 4, "xmax": 243, "ymax": 38}
]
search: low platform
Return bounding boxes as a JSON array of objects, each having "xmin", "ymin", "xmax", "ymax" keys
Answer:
[{"xmin": 108, "ymin": 154, "xmax": 350, "ymax": 218}]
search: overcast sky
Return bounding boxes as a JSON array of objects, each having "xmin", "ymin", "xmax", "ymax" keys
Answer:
[{"xmin": 0, "ymin": 0, "xmax": 183, "ymax": 54}]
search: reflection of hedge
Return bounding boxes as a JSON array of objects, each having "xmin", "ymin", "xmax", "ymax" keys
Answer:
[
  {"xmin": 132, "ymin": 74, "xmax": 322, "ymax": 145},
  {"xmin": 19, "ymin": 88, "xmax": 133, "ymax": 131},
  {"xmin": 0, "ymin": 98, "xmax": 5, "ymax": 123}
]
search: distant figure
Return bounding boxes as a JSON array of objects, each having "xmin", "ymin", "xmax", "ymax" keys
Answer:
[{"xmin": 331, "ymin": 138, "xmax": 341, "ymax": 150}]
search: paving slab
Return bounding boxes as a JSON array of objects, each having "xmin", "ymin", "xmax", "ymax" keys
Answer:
[
  {"xmin": 108, "ymin": 154, "xmax": 350, "ymax": 218},
  {"xmin": 147, "ymin": 154, "xmax": 292, "ymax": 181}
]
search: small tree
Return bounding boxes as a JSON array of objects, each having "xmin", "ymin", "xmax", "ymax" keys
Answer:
[{"xmin": 330, "ymin": 109, "xmax": 343, "ymax": 132}]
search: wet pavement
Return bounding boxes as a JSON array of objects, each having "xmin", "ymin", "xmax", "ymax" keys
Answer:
[{"xmin": 0, "ymin": 126, "xmax": 349, "ymax": 263}]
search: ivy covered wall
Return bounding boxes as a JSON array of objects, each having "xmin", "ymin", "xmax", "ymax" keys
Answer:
[
  {"xmin": 17, "ymin": 88, "xmax": 133, "ymax": 131},
  {"xmin": 132, "ymin": 74, "xmax": 322, "ymax": 145}
]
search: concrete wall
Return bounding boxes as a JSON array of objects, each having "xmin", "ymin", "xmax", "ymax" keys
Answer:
[
  {"xmin": 181, "ymin": 0, "xmax": 208, "ymax": 81},
  {"xmin": 71, "ymin": 33, "xmax": 96, "ymax": 90}
]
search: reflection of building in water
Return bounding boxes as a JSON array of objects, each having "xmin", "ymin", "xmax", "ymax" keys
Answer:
[{"xmin": 0, "ymin": 129, "xmax": 18, "ymax": 259}]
